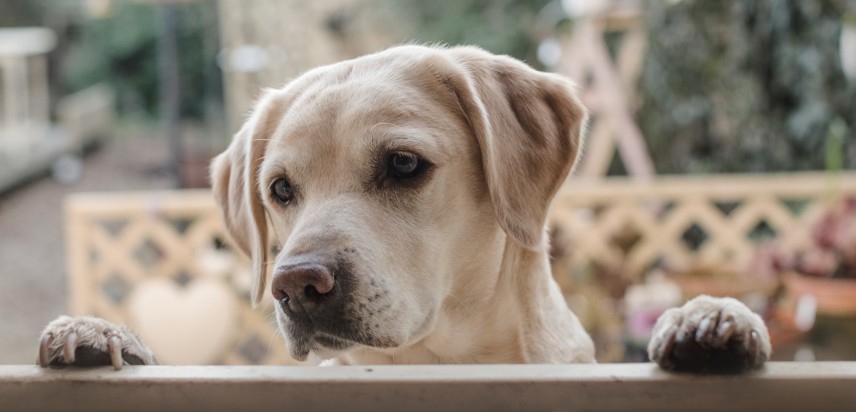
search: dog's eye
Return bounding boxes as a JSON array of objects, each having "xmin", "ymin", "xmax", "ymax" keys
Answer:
[
  {"xmin": 387, "ymin": 152, "xmax": 423, "ymax": 179},
  {"xmin": 271, "ymin": 178, "xmax": 294, "ymax": 204}
]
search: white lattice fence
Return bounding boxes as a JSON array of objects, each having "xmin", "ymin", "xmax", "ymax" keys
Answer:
[
  {"xmin": 65, "ymin": 190, "xmax": 292, "ymax": 365},
  {"xmin": 550, "ymin": 172, "xmax": 856, "ymax": 281},
  {"xmin": 64, "ymin": 173, "xmax": 856, "ymax": 365}
]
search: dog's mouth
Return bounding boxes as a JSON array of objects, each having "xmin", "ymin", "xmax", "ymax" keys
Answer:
[
  {"xmin": 271, "ymin": 264, "xmax": 406, "ymax": 360},
  {"xmin": 277, "ymin": 310, "xmax": 400, "ymax": 360},
  {"xmin": 312, "ymin": 332, "xmax": 354, "ymax": 350}
]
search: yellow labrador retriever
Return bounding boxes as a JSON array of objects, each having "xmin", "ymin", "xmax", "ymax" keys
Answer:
[{"xmin": 38, "ymin": 45, "xmax": 770, "ymax": 372}]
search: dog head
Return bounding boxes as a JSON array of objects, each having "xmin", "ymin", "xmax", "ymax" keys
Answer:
[{"xmin": 211, "ymin": 45, "xmax": 587, "ymax": 361}]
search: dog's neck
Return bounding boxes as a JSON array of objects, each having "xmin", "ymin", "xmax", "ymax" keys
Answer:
[{"xmin": 335, "ymin": 230, "xmax": 595, "ymax": 365}]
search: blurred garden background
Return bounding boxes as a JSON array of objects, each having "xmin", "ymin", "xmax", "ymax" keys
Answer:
[{"xmin": 0, "ymin": 0, "xmax": 855, "ymax": 365}]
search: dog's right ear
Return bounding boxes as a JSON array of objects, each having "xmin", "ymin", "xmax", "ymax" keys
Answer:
[
  {"xmin": 438, "ymin": 46, "xmax": 588, "ymax": 250},
  {"xmin": 211, "ymin": 91, "xmax": 285, "ymax": 307}
]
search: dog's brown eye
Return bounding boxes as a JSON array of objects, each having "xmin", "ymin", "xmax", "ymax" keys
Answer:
[
  {"xmin": 271, "ymin": 178, "xmax": 294, "ymax": 204},
  {"xmin": 388, "ymin": 152, "xmax": 423, "ymax": 178}
]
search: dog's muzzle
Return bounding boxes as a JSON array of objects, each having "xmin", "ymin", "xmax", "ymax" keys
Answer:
[{"xmin": 271, "ymin": 252, "xmax": 398, "ymax": 359}]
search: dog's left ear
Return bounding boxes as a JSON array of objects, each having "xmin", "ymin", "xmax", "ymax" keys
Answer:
[
  {"xmin": 444, "ymin": 47, "xmax": 588, "ymax": 249},
  {"xmin": 210, "ymin": 91, "xmax": 286, "ymax": 307}
]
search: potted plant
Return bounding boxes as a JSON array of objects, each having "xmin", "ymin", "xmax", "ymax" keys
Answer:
[{"xmin": 755, "ymin": 197, "xmax": 856, "ymax": 316}]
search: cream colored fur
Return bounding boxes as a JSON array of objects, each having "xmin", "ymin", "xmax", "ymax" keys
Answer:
[{"xmin": 209, "ymin": 45, "xmax": 594, "ymax": 364}]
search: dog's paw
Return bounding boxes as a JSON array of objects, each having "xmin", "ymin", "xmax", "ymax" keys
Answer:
[
  {"xmin": 648, "ymin": 295, "xmax": 771, "ymax": 373},
  {"xmin": 38, "ymin": 316, "xmax": 157, "ymax": 370}
]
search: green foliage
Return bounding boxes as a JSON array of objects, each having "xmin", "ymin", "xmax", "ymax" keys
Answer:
[
  {"xmin": 385, "ymin": 0, "xmax": 551, "ymax": 64},
  {"xmin": 636, "ymin": 0, "xmax": 856, "ymax": 173},
  {"xmin": 0, "ymin": 0, "xmax": 43, "ymax": 26},
  {"xmin": 64, "ymin": 0, "xmax": 222, "ymax": 120},
  {"xmin": 65, "ymin": 2, "xmax": 159, "ymax": 115}
]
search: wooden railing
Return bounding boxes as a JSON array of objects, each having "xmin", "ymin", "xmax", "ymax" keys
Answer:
[
  {"xmin": 64, "ymin": 172, "xmax": 856, "ymax": 365},
  {"xmin": 3, "ymin": 363, "xmax": 855, "ymax": 412}
]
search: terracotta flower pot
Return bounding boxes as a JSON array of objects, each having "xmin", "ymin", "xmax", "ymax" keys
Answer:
[
  {"xmin": 666, "ymin": 266, "xmax": 777, "ymax": 301},
  {"xmin": 784, "ymin": 272, "xmax": 856, "ymax": 316}
]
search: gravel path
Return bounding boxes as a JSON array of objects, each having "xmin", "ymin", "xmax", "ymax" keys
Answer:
[{"xmin": 0, "ymin": 133, "xmax": 174, "ymax": 364}]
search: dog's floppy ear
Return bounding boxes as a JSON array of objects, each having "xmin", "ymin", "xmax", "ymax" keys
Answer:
[
  {"xmin": 211, "ymin": 91, "xmax": 284, "ymax": 307},
  {"xmin": 444, "ymin": 47, "xmax": 588, "ymax": 249}
]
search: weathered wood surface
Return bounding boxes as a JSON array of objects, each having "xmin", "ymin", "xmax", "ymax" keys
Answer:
[{"xmin": 1, "ymin": 362, "xmax": 854, "ymax": 412}]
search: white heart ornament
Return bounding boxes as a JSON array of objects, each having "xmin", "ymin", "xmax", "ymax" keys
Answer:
[{"xmin": 127, "ymin": 278, "xmax": 237, "ymax": 364}]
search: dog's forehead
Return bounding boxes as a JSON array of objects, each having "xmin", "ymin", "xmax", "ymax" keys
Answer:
[{"xmin": 259, "ymin": 53, "xmax": 466, "ymax": 175}]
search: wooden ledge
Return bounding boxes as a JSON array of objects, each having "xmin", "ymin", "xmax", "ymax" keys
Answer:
[{"xmin": 2, "ymin": 362, "xmax": 855, "ymax": 412}]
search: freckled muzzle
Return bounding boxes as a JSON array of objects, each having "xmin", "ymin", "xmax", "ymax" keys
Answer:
[{"xmin": 271, "ymin": 253, "xmax": 397, "ymax": 360}]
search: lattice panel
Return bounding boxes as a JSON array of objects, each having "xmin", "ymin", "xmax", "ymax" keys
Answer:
[
  {"xmin": 65, "ymin": 173, "xmax": 856, "ymax": 364},
  {"xmin": 65, "ymin": 190, "xmax": 293, "ymax": 365},
  {"xmin": 550, "ymin": 173, "xmax": 856, "ymax": 281}
]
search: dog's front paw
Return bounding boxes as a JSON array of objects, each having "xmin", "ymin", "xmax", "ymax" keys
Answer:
[
  {"xmin": 648, "ymin": 295, "xmax": 771, "ymax": 373},
  {"xmin": 38, "ymin": 316, "xmax": 157, "ymax": 370}
]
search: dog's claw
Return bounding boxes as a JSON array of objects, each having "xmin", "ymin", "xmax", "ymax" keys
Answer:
[
  {"xmin": 694, "ymin": 317, "xmax": 711, "ymax": 342},
  {"xmin": 38, "ymin": 333, "xmax": 52, "ymax": 368},
  {"xmin": 37, "ymin": 316, "xmax": 157, "ymax": 369},
  {"xmin": 655, "ymin": 324, "xmax": 678, "ymax": 364},
  {"xmin": 108, "ymin": 335, "xmax": 123, "ymax": 370},
  {"xmin": 63, "ymin": 332, "xmax": 78, "ymax": 364},
  {"xmin": 713, "ymin": 320, "xmax": 736, "ymax": 346},
  {"xmin": 648, "ymin": 296, "xmax": 771, "ymax": 373}
]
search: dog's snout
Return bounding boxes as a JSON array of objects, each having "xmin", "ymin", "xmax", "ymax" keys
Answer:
[{"xmin": 272, "ymin": 259, "xmax": 336, "ymax": 313}]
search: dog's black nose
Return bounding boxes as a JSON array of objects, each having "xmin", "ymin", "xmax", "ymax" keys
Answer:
[{"xmin": 272, "ymin": 257, "xmax": 336, "ymax": 313}]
